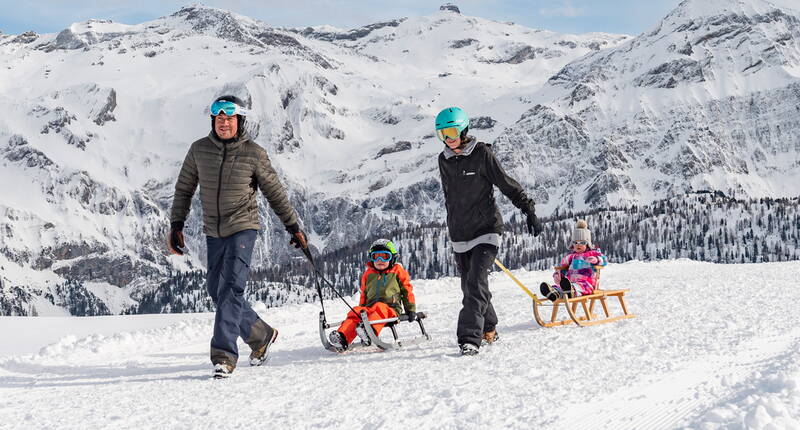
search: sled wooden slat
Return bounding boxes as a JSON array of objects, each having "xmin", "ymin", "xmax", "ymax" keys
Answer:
[{"xmin": 534, "ymin": 288, "xmax": 635, "ymax": 327}]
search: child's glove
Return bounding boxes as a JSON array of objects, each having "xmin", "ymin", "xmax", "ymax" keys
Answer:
[
  {"xmin": 405, "ymin": 311, "xmax": 417, "ymax": 322},
  {"xmin": 586, "ymin": 256, "xmax": 599, "ymax": 264}
]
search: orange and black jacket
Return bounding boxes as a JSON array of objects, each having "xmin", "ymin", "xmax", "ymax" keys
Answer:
[{"xmin": 358, "ymin": 263, "xmax": 416, "ymax": 315}]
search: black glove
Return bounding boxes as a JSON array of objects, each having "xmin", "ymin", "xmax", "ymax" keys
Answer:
[
  {"xmin": 167, "ymin": 222, "xmax": 185, "ymax": 255},
  {"xmin": 289, "ymin": 230, "xmax": 308, "ymax": 250},
  {"xmin": 526, "ymin": 213, "xmax": 543, "ymax": 237},
  {"xmin": 405, "ymin": 311, "xmax": 417, "ymax": 323}
]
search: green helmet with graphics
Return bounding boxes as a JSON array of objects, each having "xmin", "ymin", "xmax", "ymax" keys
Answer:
[
  {"xmin": 435, "ymin": 107, "xmax": 470, "ymax": 141},
  {"xmin": 368, "ymin": 238, "xmax": 399, "ymax": 267}
]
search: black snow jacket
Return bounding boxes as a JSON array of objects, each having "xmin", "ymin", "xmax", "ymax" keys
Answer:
[{"xmin": 437, "ymin": 138, "xmax": 535, "ymax": 242}]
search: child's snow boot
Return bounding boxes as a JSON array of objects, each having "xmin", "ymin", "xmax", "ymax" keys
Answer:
[
  {"xmin": 540, "ymin": 282, "xmax": 561, "ymax": 301},
  {"xmin": 559, "ymin": 277, "xmax": 574, "ymax": 298},
  {"xmin": 328, "ymin": 330, "xmax": 347, "ymax": 351}
]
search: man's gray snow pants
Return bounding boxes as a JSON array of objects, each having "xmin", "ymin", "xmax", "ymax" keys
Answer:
[
  {"xmin": 206, "ymin": 229, "xmax": 272, "ymax": 366},
  {"xmin": 454, "ymin": 243, "xmax": 499, "ymax": 348}
]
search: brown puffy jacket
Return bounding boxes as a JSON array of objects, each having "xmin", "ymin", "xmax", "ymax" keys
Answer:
[{"xmin": 170, "ymin": 132, "xmax": 298, "ymax": 238}]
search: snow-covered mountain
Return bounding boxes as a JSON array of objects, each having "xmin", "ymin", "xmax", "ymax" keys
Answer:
[
  {"xmin": 495, "ymin": 0, "xmax": 800, "ymax": 212},
  {"xmin": 0, "ymin": 4, "xmax": 628, "ymax": 314},
  {"xmin": 2, "ymin": 0, "xmax": 800, "ymax": 316}
]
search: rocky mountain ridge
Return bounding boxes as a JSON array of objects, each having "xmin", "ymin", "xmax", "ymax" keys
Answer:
[{"xmin": 1, "ymin": 1, "xmax": 798, "ymax": 315}]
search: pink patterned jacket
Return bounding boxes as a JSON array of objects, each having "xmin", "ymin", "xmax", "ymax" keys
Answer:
[{"xmin": 552, "ymin": 248, "xmax": 608, "ymax": 296}]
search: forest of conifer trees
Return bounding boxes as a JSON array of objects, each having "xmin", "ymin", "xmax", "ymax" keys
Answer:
[{"xmin": 126, "ymin": 192, "xmax": 800, "ymax": 314}]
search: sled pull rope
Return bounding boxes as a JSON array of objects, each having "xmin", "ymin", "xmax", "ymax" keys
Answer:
[
  {"xmin": 493, "ymin": 259, "xmax": 545, "ymax": 305},
  {"xmin": 301, "ymin": 246, "xmax": 360, "ymax": 316},
  {"xmin": 301, "ymin": 248, "xmax": 327, "ymax": 317}
]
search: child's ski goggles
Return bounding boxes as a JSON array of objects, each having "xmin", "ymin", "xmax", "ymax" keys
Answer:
[
  {"xmin": 572, "ymin": 240, "xmax": 588, "ymax": 245},
  {"xmin": 370, "ymin": 251, "xmax": 393, "ymax": 262},
  {"xmin": 210, "ymin": 100, "xmax": 248, "ymax": 116},
  {"xmin": 436, "ymin": 127, "xmax": 461, "ymax": 141}
]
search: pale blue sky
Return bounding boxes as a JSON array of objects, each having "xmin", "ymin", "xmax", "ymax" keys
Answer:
[{"xmin": 0, "ymin": 1, "xmax": 682, "ymax": 37}]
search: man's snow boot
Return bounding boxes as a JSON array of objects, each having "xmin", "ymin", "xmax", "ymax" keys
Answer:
[
  {"xmin": 459, "ymin": 343, "xmax": 479, "ymax": 356},
  {"xmin": 540, "ymin": 282, "xmax": 560, "ymax": 301},
  {"xmin": 482, "ymin": 330, "xmax": 499, "ymax": 345},
  {"xmin": 328, "ymin": 330, "xmax": 347, "ymax": 351},
  {"xmin": 249, "ymin": 327, "xmax": 279, "ymax": 366},
  {"xmin": 559, "ymin": 277, "xmax": 574, "ymax": 298},
  {"xmin": 355, "ymin": 324, "xmax": 372, "ymax": 346},
  {"xmin": 213, "ymin": 362, "xmax": 235, "ymax": 379}
]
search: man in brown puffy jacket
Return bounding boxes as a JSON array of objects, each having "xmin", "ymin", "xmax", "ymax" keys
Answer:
[{"xmin": 167, "ymin": 95, "xmax": 308, "ymax": 379}]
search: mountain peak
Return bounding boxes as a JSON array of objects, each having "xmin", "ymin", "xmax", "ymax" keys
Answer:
[
  {"xmin": 664, "ymin": 0, "xmax": 799, "ymax": 23},
  {"xmin": 170, "ymin": 3, "xmax": 253, "ymax": 27},
  {"xmin": 440, "ymin": 3, "xmax": 461, "ymax": 14}
]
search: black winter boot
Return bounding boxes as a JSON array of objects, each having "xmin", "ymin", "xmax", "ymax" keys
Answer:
[
  {"xmin": 540, "ymin": 282, "xmax": 560, "ymax": 301},
  {"xmin": 559, "ymin": 277, "xmax": 574, "ymax": 298}
]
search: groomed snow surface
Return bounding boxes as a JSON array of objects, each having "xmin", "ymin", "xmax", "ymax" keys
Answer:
[{"xmin": 2, "ymin": 260, "xmax": 799, "ymax": 429}]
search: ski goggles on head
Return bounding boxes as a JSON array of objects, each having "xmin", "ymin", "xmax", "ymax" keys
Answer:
[
  {"xmin": 210, "ymin": 100, "xmax": 248, "ymax": 116},
  {"xmin": 436, "ymin": 127, "xmax": 461, "ymax": 142},
  {"xmin": 572, "ymin": 240, "xmax": 588, "ymax": 245},
  {"xmin": 370, "ymin": 251, "xmax": 393, "ymax": 262}
]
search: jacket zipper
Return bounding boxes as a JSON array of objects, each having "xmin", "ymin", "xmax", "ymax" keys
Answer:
[{"xmin": 216, "ymin": 144, "xmax": 227, "ymax": 237}]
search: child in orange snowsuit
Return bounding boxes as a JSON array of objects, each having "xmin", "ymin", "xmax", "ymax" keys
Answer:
[{"xmin": 328, "ymin": 239, "xmax": 416, "ymax": 350}]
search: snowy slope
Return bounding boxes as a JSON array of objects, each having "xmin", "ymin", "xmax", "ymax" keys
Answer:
[
  {"xmin": 2, "ymin": 261, "xmax": 800, "ymax": 429},
  {"xmin": 0, "ymin": 4, "xmax": 628, "ymax": 315}
]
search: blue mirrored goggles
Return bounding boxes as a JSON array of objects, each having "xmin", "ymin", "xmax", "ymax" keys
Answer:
[
  {"xmin": 370, "ymin": 251, "xmax": 393, "ymax": 262},
  {"xmin": 210, "ymin": 100, "xmax": 248, "ymax": 116}
]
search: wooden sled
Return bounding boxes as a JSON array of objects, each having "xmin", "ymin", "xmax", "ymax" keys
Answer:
[
  {"xmin": 494, "ymin": 259, "xmax": 635, "ymax": 328},
  {"xmin": 319, "ymin": 310, "xmax": 431, "ymax": 352}
]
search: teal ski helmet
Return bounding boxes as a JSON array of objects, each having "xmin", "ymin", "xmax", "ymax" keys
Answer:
[{"xmin": 435, "ymin": 107, "xmax": 470, "ymax": 141}]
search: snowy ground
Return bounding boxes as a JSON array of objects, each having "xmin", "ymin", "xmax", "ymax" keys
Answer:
[{"xmin": 1, "ymin": 260, "xmax": 799, "ymax": 429}]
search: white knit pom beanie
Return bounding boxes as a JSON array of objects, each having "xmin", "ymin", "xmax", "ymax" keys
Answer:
[{"xmin": 571, "ymin": 219, "xmax": 592, "ymax": 246}]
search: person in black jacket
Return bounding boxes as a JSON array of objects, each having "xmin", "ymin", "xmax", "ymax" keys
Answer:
[{"xmin": 435, "ymin": 107, "xmax": 542, "ymax": 356}]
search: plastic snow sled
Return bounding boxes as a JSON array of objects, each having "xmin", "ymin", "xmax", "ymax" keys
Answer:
[
  {"xmin": 319, "ymin": 310, "xmax": 431, "ymax": 352},
  {"xmin": 494, "ymin": 259, "xmax": 635, "ymax": 328}
]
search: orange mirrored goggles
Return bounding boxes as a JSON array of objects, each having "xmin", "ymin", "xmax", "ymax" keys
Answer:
[{"xmin": 436, "ymin": 127, "xmax": 461, "ymax": 141}]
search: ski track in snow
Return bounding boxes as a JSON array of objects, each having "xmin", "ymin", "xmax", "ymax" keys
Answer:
[{"xmin": 1, "ymin": 260, "xmax": 800, "ymax": 429}]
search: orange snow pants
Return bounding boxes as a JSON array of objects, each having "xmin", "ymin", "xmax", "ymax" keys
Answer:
[{"xmin": 337, "ymin": 302, "xmax": 397, "ymax": 344}]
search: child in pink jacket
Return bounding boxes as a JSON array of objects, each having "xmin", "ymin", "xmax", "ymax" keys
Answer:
[{"xmin": 540, "ymin": 219, "xmax": 607, "ymax": 300}]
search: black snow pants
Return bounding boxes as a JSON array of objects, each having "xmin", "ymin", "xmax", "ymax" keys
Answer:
[{"xmin": 455, "ymin": 243, "xmax": 499, "ymax": 347}]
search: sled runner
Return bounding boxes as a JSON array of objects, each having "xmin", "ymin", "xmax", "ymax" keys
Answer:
[
  {"xmin": 300, "ymin": 247, "xmax": 431, "ymax": 353},
  {"xmin": 319, "ymin": 311, "xmax": 431, "ymax": 352},
  {"xmin": 494, "ymin": 259, "xmax": 634, "ymax": 328}
]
